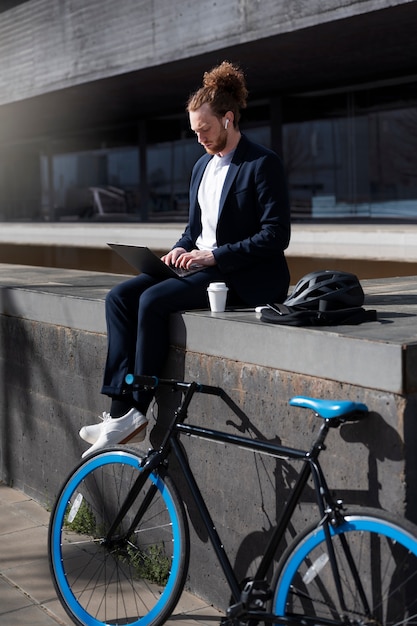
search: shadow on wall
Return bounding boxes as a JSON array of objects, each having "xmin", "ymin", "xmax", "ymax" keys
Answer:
[
  {"xmin": 231, "ymin": 410, "xmax": 405, "ymax": 585},
  {"xmin": 0, "ymin": 288, "xmax": 108, "ymax": 503}
]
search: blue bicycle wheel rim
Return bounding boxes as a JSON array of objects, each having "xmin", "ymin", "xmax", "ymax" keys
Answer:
[
  {"xmin": 50, "ymin": 450, "xmax": 184, "ymax": 626},
  {"xmin": 273, "ymin": 514, "xmax": 417, "ymax": 616}
]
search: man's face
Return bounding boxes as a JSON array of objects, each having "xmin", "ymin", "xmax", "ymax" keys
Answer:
[{"xmin": 189, "ymin": 103, "xmax": 227, "ymax": 155}]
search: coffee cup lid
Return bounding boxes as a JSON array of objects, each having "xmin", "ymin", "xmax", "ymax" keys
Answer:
[{"xmin": 208, "ymin": 282, "xmax": 228, "ymax": 290}]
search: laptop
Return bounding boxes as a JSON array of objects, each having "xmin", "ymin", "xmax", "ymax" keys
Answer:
[{"xmin": 107, "ymin": 243, "xmax": 204, "ymax": 279}]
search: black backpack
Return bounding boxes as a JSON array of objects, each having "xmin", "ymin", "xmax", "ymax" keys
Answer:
[
  {"xmin": 260, "ymin": 303, "xmax": 377, "ymax": 327},
  {"xmin": 260, "ymin": 270, "xmax": 377, "ymax": 327}
]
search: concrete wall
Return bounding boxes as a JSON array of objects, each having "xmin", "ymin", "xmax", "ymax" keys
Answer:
[
  {"xmin": 1, "ymin": 265, "xmax": 417, "ymax": 608},
  {"xmin": 1, "ymin": 312, "xmax": 414, "ymax": 608},
  {"xmin": 0, "ymin": 0, "xmax": 407, "ymax": 105}
]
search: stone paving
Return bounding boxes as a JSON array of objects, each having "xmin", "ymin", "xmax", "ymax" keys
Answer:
[{"xmin": 0, "ymin": 482, "xmax": 223, "ymax": 626}]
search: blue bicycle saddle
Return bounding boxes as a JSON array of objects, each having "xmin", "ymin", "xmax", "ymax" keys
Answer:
[{"xmin": 289, "ymin": 396, "xmax": 368, "ymax": 419}]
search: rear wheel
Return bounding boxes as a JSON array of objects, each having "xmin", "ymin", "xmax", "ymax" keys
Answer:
[
  {"xmin": 48, "ymin": 447, "xmax": 189, "ymax": 626},
  {"xmin": 272, "ymin": 508, "xmax": 417, "ymax": 626}
]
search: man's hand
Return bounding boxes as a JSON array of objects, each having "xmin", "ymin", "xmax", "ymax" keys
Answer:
[
  {"xmin": 162, "ymin": 248, "xmax": 216, "ymax": 269},
  {"xmin": 161, "ymin": 248, "xmax": 186, "ymax": 266}
]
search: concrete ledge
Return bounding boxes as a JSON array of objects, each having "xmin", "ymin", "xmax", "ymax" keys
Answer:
[
  {"xmin": 173, "ymin": 311, "xmax": 406, "ymax": 393},
  {"xmin": 0, "ymin": 267, "xmax": 110, "ymax": 333},
  {"xmin": 2, "ymin": 222, "xmax": 417, "ymax": 262},
  {"xmin": 1, "ymin": 264, "xmax": 416, "ymax": 394}
]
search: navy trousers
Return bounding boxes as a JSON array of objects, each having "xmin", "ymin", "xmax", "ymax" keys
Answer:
[{"xmin": 101, "ymin": 266, "xmax": 227, "ymax": 411}]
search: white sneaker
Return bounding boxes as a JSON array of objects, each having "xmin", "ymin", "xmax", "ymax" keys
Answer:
[
  {"xmin": 79, "ymin": 412, "xmax": 111, "ymax": 444},
  {"xmin": 79, "ymin": 412, "xmax": 148, "ymax": 444},
  {"xmin": 81, "ymin": 408, "xmax": 148, "ymax": 458}
]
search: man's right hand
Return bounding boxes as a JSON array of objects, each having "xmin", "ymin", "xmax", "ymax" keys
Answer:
[{"xmin": 161, "ymin": 248, "xmax": 187, "ymax": 266}]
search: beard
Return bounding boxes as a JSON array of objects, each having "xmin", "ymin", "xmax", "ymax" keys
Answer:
[{"xmin": 203, "ymin": 127, "xmax": 228, "ymax": 155}]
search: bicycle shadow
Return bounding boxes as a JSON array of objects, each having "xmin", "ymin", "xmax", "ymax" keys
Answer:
[
  {"xmin": 232, "ymin": 409, "xmax": 406, "ymax": 584},
  {"xmin": 339, "ymin": 410, "xmax": 403, "ymax": 504},
  {"xmin": 149, "ymin": 385, "xmax": 313, "ymax": 582},
  {"xmin": 147, "ymin": 349, "xmax": 409, "ymax": 588},
  {"xmin": 223, "ymin": 410, "xmax": 310, "ymax": 582}
]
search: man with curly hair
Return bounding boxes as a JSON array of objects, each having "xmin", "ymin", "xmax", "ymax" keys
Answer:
[{"xmin": 79, "ymin": 61, "xmax": 291, "ymax": 457}]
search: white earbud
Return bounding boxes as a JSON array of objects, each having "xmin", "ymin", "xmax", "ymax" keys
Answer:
[{"xmin": 224, "ymin": 119, "xmax": 229, "ymax": 129}]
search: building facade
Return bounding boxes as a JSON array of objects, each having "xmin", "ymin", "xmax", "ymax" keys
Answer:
[{"xmin": 0, "ymin": 0, "xmax": 417, "ymax": 223}]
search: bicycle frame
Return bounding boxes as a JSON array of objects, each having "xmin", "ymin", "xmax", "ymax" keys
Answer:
[{"xmin": 116, "ymin": 377, "xmax": 348, "ymax": 623}]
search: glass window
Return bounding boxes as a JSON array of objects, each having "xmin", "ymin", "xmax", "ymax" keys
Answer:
[
  {"xmin": 369, "ymin": 108, "xmax": 417, "ymax": 216},
  {"xmin": 147, "ymin": 138, "xmax": 203, "ymax": 217},
  {"xmin": 244, "ymin": 126, "xmax": 271, "ymax": 148},
  {"xmin": 283, "ymin": 87, "xmax": 417, "ymax": 220},
  {"xmin": 41, "ymin": 147, "xmax": 140, "ymax": 219}
]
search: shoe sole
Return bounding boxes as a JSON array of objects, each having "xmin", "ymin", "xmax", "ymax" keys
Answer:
[{"xmin": 119, "ymin": 421, "xmax": 148, "ymax": 444}]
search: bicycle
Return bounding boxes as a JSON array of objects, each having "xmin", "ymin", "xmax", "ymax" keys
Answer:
[{"xmin": 48, "ymin": 375, "xmax": 417, "ymax": 626}]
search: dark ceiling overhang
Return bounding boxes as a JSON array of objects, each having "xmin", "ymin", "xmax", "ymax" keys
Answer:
[{"xmin": 1, "ymin": 2, "xmax": 417, "ymax": 144}]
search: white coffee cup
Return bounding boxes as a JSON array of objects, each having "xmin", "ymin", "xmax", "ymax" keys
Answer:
[{"xmin": 207, "ymin": 282, "xmax": 228, "ymax": 312}]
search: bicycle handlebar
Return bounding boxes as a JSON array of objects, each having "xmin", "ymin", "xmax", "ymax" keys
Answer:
[
  {"xmin": 125, "ymin": 373, "xmax": 223, "ymax": 396},
  {"xmin": 125, "ymin": 373, "xmax": 161, "ymax": 388}
]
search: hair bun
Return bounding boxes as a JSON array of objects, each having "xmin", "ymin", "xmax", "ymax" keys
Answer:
[{"xmin": 202, "ymin": 61, "xmax": 248, "ymax": 109}]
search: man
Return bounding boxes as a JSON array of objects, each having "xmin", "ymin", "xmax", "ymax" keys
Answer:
[{"xmin": 79, "ymin": 61, "xmax": 291, "ymax": 457}]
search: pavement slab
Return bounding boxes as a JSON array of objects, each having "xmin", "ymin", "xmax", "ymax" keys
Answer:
[{"xmin": 0, "ymin": 482, "xmax": 223, "ymax": 626}]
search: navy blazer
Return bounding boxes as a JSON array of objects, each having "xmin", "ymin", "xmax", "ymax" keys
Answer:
[{"xmin": 174, "ymin": 134, "xmax": 291, "ymax": 305}]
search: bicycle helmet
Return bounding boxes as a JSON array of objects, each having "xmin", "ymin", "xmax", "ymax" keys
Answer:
[{"xmin": 284, "ymin": 270, "xmax": 364, "ymax": 310}]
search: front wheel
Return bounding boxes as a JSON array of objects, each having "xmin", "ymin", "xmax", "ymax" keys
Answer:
[
  {"xmin": 48, "ymin": 447, "xmax": 189, "ymax": 626},
  {"xmin": 272, "ymin": 507, "xmax": 417, "ymax": 626}
]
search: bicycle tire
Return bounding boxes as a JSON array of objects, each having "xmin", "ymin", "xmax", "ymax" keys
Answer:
[
  {"xmin": 48, "ymin": 447, "xmax": 189, "ymax": 626},
  {"xmin": 271, "ymin": 507, "xmax": 417, "ymax": 626}
]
